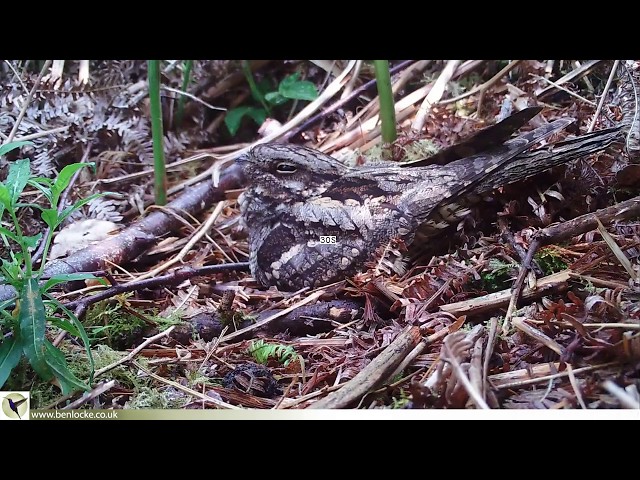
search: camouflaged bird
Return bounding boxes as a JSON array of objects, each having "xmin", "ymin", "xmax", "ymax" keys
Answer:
[{"xmin": 237, "ymin": 110, "xmax": 573, "ymax": 291}]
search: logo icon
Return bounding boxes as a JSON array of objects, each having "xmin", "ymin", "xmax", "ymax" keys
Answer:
[{"xmin": 1, "ymin": 391, "xmax": 30, "ymax": 420}]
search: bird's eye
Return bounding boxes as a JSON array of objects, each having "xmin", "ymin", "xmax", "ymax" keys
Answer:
[{"xmin": 276, "ymin": 163, "xmax": 297, "ymax": 174}]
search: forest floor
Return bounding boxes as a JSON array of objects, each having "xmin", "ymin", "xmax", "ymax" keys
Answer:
[{"xmin": 1, "ymin": 60, "xmax": 639, "ymax": 411}]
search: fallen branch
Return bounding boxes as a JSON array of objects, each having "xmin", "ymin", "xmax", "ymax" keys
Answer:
[
  {"xmin": 307, "ymin": 325, "xmax": 423, "ymax": 409},
  {"xmin": 65, "ymin": 263, "xmax": 249, "ymax": 319},
  {"xmin": 218, "ymin": 289, "xmax": 326, "ymax": 344},
  {"xmin": 0, "ymin": 164, "xmax": 246, "ymax": 303},
  {"xmin": 440, "ymin": 270, "xmax": 571, "ymax": 317},
  {"xmin": 489, "ymin": 361, "xmax": 618, "ymax": 390}
]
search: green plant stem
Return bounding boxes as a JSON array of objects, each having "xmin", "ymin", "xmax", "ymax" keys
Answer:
[
  {"xmin": 175, "ymin": 60, "xmax": 193, "ymax": 129},
  {"xmin": 36, "ymin": 232, "xmax": 54, "ymax": 278},
  {"xmin": 241, "ymin": 60, "xmax": 270, "ymax": 115},
  {"xmin": 373, "ymin": 60, "xmax": 397, "ymax": 144},
  {"xmin": 8, "ymin": 210, "xmax": 32, "ymax": 277},
  {"xmin": 148, "ymin": 60, "xmax": 167, "ymax": 206}
]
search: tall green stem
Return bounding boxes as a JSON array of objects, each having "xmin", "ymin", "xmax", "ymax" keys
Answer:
[
  {"xmin": 373, "ymin": 60, "xmax": 397, "ymax": 144},
  {"xmin": 148, "ymin": 60, "xmax": 167, "ymax": 206},
  {"xmin": 241, "ymin": 60, "xmax": 270, "ymax": 115},
  {"xmin": 175, "ymin": 60, "xmax": 193, "ymax": 129}
]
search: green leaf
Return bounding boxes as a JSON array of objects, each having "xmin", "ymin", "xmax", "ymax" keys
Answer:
[
  {"xmin": 0, "ymin": 140, "xmax": 33, "ymax": 157},
  {"xmin": 1, "ymin": 258, "xmax": 23, "ymax": 287},
  {"xmin": 19, "ymin": 278, "xmax": 52, "ymax": 381},
  {"xmin": 28, "ymin": 177, "xmax": 54, "ymax": 187},
  {"xmin": 47, "ymin": 297, "xmax": 95, "ymax": 384},
  {"xmin": 27, "ymin": 178, "xmax": 54, "ymax": 204},
  {"xmin": 0, "ymin": 226, "xmax": 21, "ymax": 244},
  {"xmin": 56, "ymin": 193, "xmax": 105, "ymax": 225},
  {"xmin": 23, "ymin": 233, "xmax": 42, "ymax": 250},
  {"xmin": 15, "ymin": 202, "xmax": 44, "ymax": 212},
  {"xmin": 0, "ymin": 334, "xmax": 23, "ymax": 388},
  {"xmin": 279, "ymin": 73, "xmax": 319, "ymax": 101},
  {"xmin": 44, "ymin": 340, "xmax": 89, "ymax": 394},
  {"xmin": 0, "ymin": 184, "xmax": 11, "ymax": 211},
  {"xmin": 225, "ymin": 107, "xmax": 267, "ymax": 136},
  {"xmin": 41, "ymin": 208, "xmax": 59, "ymax": 230},
  {"xmin": 48, "ymin": 316, "xmax": 80, "ymax": 337},
  {"xmin": 256, "ymin": 79, "xmax": 275, "ymax": 98},
  {"xmin": 246, "ymin": 109, "xmax": 267, "ymax": 126},
  {"xmin": 51, "ymin": 162, "xmax": 93, "ymax": 206},
  {"xmin": 264, "ymin": 91, "xmax": 288, "ymax": 106},
  {"xmin": 42, "ymin": 273, "xmax": 105, "ymax": 293},
  {"xmin": 6, "ymin": 158, "xmax": 32, "ymax": 207}
]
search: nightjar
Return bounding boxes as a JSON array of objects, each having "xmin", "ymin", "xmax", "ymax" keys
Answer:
[{"xmin": 237, "ymin": 113, "xmax": 573, "ymax": 291}]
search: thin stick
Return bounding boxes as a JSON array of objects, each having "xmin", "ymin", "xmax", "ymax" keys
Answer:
[
  {"xmin": 133, "ymin": 360, "xmax": 238, "ymax": 409},
  {"xmin": 274, "ymin": 375, "xmax": 298, "ymax": 409},
  {"xmin": 3, "ymin": 60, "xmax": 28, "ymax": 93},
  {"xmin": 441, "ymin": 270, "xmax": 571, "ymax": 318},
  {"xmin": 535, "ymin": 60, "xmax": 603, "ymax": 98},
  {"xmin": 512, "ymin": 317, "xmax": 564, "ymax": 356},
  {"xmin": 588, "ymin": 60, "xmax": 620, "ymax": 133},
  {"xmin": 476, "ymin": 60, "xmax": 523, "ymax": 115},
  {"xmin": 219, "ymin": 289, "xmax": 325, "ymax": 344},
  {"xmin": 135, "ymin": 201, "xmax": 227, "ymax": 281},
  {"xmin": 389, "ymin": 316, "xmax": 464, "ymax": 379},
  {"xmin": 602, "ymin": 380, "xmax": 640, "ymax": 409},
  {"xmin": 412, "ymin": 60, "xmax": 461, "ymax": 132},
  {"xmin": 596, "ymin": 217, "xmax": 638, "ymax": 280},
  {"xmin": 6, "ymin": 60, "xmax": 52, "ymax": 144},
  {"xmin": 61, "ymin": 380, "xmax": 116, "ymax": 410},
  {"xmin": 532, "ymin": 74, "xmax": 597, "ymax": 107},
  {"xmin": 12, "ymin": 125, "xmax": 70, "ymax": 142},
  {"xmin": 566, "ymin": 363, "xmax": 587, "ymax": 409},
  {"xmin": 340, "ymin": 60, "xmax": 363, "ymax": 99},
  {"xmin": 490, "ymin": 362, "xmax": 618, "ymax": 390},
  {"xmin": 279, "ymin": 384, "xmax": 344, "ymax": 409},
  {"xmin": 161, "ymin": 85, "xmax": 226, "ymax": 111},
  {"xmin": 308, "ymin": 326, "xmax": 423, "ymax": 409},
  {"xmin": 482, "ymin": 317, "xmax": 499, "ymax": 398},
  {"xmin": 319, "ymin": 62, "xmax": 483, "ymax": 152},
  {"xmin": 94, "ymin": 326, "xmax": 176, "ymax": 378},
  {"xmin": 442, "ymin": 337, "xmax": 490, "ymax": 409}
]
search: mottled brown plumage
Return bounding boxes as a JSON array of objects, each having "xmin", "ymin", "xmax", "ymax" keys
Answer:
[{"xmin": 237, "ymin": 114, "xmax": 573, "ymax": 290}]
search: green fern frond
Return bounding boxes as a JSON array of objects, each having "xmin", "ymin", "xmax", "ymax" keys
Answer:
[{"xmin": 247, "ymin": 340, "xmax": 298, "ymax": 367}]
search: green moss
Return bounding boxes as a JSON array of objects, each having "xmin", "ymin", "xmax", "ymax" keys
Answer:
[
  {"xmin": 83, "ymin": 297, "xmax": 146, "ymax": 349},
  {"xmin": 480, "ymin": 258, "xmax": 518, "ymax": 293},
  {"xmin": 125, "ymin": 386, "xmax": 187, "ymax": 409},
  {"xmin": 534, "ymin": 248, "xmax": 568, "ymax": 276},
  {"xmin": 84, "ymin": 297, "xmax": 184, "ymax": 350},
  {"xmin": 390, "ymin": 389, "xmax": 411, "ymax": 409},
  {"xmin": 400, "ymin": 140, "xmax": 440, "ymax": 162}
]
